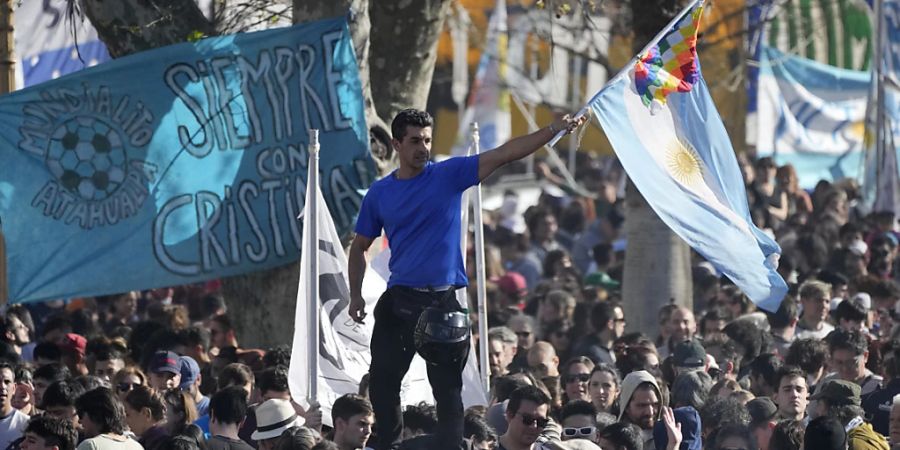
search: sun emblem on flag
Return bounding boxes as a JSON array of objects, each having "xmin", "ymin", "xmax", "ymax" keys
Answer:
[{"xmin": 666, "ymin": 138, "xmax": 703, "ymax": 186}]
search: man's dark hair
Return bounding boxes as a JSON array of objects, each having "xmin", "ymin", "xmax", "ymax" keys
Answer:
[
  {"xmin": 723, "ymin": 320, "xmax": 767, "ymax": 366},
  {"xmin": 24, "ymin": 415, "xmax": 78, "ymax": 450},
  {"xmin": 596, "ymin": 422, "xmax": 642, "ymax": 450},
  {"xmin": 817, "ymin": 269, "xmax": 849, "ymax": 287},
  {"xmin": 823, "ymin": 403, "xmax": 866, "ymax": 428},
  {"xmin": 274, "ymin": 427, "xmax": 317, "ymax": 450},
  {"xmin": 332, "ymin": 394, "xmax": 373, "ymax": 424},
  {"xmin": 506, "ymin": 385, "xmax": 551, "ymax": 416},
  {"xmin": 769, "ymin": 419, "xmax": 804, "ymax": 450},
  {"xmin": 201, "ymin": 294, "xmax": 227, "ymax": 318},
  {"xmin": 42, "ymin": 380, "xmax": 86, "ymax": 409},
  {"xmin": 33, "ymin": 342, "xmax": 62, "ymax": 362},
  {"xmin": 7, "ymin": 305, "xmax": 35, "ymax": 341},
  {"xmin": 211, "ymin": 315, "xmax": 234, "ymax": 332},
  {"xmin": 463, "ymin": 413, "xmax": 496, "ymax": 444},
  {"xmin": 591, "ymin": 243, "xmax": 614, "ymax": 268},
  {"xmin": 749, "ymin": 354, "xmax": 782, "ymax": 389},
  {"xmin": 311, "ymin": 442, "xmax": 340, "ymax": 450},
  {"xmin": 711, "ymin": 423, "xmax": 756, "ymax": 450},
  {"xmin": 767, "ymin": 295, "xmax": 799, "ymax": 329},
  {"xmin": 773, "ymin": 365, "xmax": 806, "ymax": 391},
  {"xmin": 403, "ymin": 402, "xmax": 437, "ymax": 434},
  {"xmin": 256, "ymin": 366, "xmax": 289, "ymax": 395},
  {"xmin": 390, "ymin": 109, "xmax": 433, "ymax": 141},
  {"xmin": 710, "ymin": 338, "xmax": 743, "ymax": 375},
  {"xmin": 826, "ymin": 329, "xmax": 868, "ymax": 356},
  {"xmin": 672, "ymin": 371, "xmax": 712, "ymax": 410},
  {"xmin": 700, "ymin": 398, "xmax": 750, "ymax": 438},
  {"xmin": 209, "ymin": 386, "xmax": 249, "ymax": 425},
  {"xmin": 263, "ymin": 345, "xmax": 291, "ymax": 368},
  {"xmin": 93, "ymin": 346, "xmax": 124, "ymax": 363},
  {"xmin": 74, "ymin": 387, "xmax": 128, "ymax": 435},
  {"xmin": 218, "ymin": 363, "xmax": 254, "ymax": 388},
  {"xmin": 491, "ymin": 375, "xmax": 531, "ymax": 403},
  {"xmin": 835, "ymin": 300, "xmax": 867, "ymax": 323},
  {"xmin": 74, "ymin": 375, "xmax": 105, "ymax": 393},
  {"xmin": 559, "ymin": 400, "xmax": 597, "ymax": 423},
  {"xmin": 41, "ymin": 315, "xmax": 72, "ymax": 340},
  {"xmin": 33, "ymin": 363, "xmax": 70, "ymax": 384},
  {"xmin": 179, "ymin": 326, "xmax": 210, "ymax": 352},
  {"xmin": 784, "ymin": 339, "xmax": 828, "ymax": 375},
  {"xmin": 589, "ymin": 302, "xmax": 621, "ymax": 332}
]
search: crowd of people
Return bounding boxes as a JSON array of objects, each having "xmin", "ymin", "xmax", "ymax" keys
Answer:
[{"xmin": 1, "ymin": 149, "xmax": 899, "ymax": 450}]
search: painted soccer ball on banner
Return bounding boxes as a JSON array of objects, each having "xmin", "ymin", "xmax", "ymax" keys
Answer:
[{"xmin": 45, "ymin": 116, "xmax": 127, "ymax": 201}]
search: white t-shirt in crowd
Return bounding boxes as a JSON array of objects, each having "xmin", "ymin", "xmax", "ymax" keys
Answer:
[{"xmin": 0, "ymin": 409, "xmax": 28, "ymax": 450}]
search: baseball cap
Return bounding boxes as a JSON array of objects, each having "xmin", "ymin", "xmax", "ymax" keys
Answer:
[
  {"xmin": 746, "ymin": 397, "xmax": 777, "ymax": 426},
  {"xmin": 672, "ymin": 339, "xmax": 706, "ymax": 368},
  {"xmin": 809, "ymin": 379, "xmax": 861, "ymax": 406},
  {"xmin": 497, "ymin": 272, "xmax": 527, "ymax": 296},
  {"xmin": 59, "ymin": 333, "xmax": 86, "ymax": 357},
  {"xmin": 179, "ymin": 356, "xmax": 200, "ymax": 390},
  {"xmin": 149, "ymin": 351, "xmax": 181, "ymax": 375},
  {"xmin": 850, "ymin": 292, "xmax": 872, "ymax": 311}
]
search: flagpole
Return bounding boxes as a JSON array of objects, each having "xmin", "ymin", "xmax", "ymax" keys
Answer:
[
  {"xmin": 0, "ymin": 0, "xmax": 12, "ymax": 305},
  {"xmin": 873, "ymin": 0, "xmax": 888, "ymax": 209},
  {"xmin": 546, "ymin": 0, "xmax": 703, "ymax": 148},
  {"xmin": 471, "ymin": 123, "xmax": 491, "ymax": 393},
  {"xmin": 307, "ymin": 129, "xmax": 320, "ymax": 402}
]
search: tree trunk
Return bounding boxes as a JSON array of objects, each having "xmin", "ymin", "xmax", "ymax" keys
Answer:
[
  {"xmin": 622, "ymin": 181, "xmax": 692, "ymax": 335},
  {"xmin": 622, "ymin": 0, "xmax": 693, "ymax": 336},
  {"xmin": 79, "ymin": 0, "xmax": 450, "ymax": 348},
  {"xmin": 368, "ymin": 0, "xmax": 451, "ymax": 122},
  {"xmin": 76, "ymin": 0, "xmax": 212, "ymax": 58}
]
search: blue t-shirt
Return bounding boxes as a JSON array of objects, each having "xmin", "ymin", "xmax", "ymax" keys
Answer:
[{"xmin": 355, "ymin": 156, "xmax": 480, "ymax": 288}]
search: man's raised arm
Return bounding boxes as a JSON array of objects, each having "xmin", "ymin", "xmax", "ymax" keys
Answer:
[{"xmin": 477, "ymin": 114, "xmax": 586, "ymax": 181}]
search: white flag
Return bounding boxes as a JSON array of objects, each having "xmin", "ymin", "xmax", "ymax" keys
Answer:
[{"xmin": 289, "ymin": 179, "xmax": 375, "ymax": 427}]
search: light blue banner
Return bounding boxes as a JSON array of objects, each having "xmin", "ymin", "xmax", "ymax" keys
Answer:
[{"xmin": 0, "ymin": 17, "xmax": 375, "ymax": 303}]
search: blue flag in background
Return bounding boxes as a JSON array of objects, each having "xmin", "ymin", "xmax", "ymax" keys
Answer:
[
  {"xmin": 589, "ymin": 2, "xmax": 787, "ymax": 311},
  {"xmin": 0, "ymin": 18, "xmax": 374, "ymax": 303},
  {"xmin": 756, "ymin": 46, "xmax": 870, "ymax": 188}
]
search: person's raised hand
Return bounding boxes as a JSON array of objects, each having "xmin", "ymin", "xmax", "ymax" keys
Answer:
[
  {"xmin": 550, "ymin": 113, "xmax": 588, "ymax": 136},
  {"xmin": 662, "ymin": 406, "xmax": 683, "ymax": 450}
]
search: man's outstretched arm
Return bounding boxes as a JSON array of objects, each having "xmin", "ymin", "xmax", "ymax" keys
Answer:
[
  {"xmin": 348, "ymin": 233, "xmax": 375, "ymax": 323},
  {"xmin": 477, "ymin": 114, "xmax": 586, "ymax": 181}
]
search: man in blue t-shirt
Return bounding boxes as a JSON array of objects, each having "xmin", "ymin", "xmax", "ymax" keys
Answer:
[{"xmin": 348, "ymin": 108, "xmax": 584, "ymax": 450}]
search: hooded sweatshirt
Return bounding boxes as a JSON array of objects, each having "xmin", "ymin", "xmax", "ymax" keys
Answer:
[
  {"xmin": 618, "ymin": 370, "xmax": 663, "ymax": 448},
  {"xmin": 618, "ymin": 370, "xmax": 662, "ymax": 421}
]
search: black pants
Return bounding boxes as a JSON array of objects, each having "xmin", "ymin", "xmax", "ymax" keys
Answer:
[{"xmin": 369, "ymin": 286, "xmax": 465, "ymax": 450}]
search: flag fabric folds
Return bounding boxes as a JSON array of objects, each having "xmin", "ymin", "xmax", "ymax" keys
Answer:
[
  {"xmin": 589, "ymin": 0, "xmax": 787, "ymax": 312},
  {"xmin": 756, "ymin": 45, "xmax": 869, "ymax": 188},
  {"xmin": 289, "ymin": 168, "xmax": 377, "ymax": 427},
  {"xmin": 861, "ymin": 0, "xmax": 900, "ymax": 215}
]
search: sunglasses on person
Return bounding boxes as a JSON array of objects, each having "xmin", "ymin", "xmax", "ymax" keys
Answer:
[
  {"xmin": 563, "ymin": 373, "xmax": 590, "ymax": 384},
  {"xmin": 117, "ymin": 382, "xmax": 140, "ymax": 393},
  {"xmin": 562, "ymin": 426, "xmax": 596, "ymax": 437},
  {"xmin": 517, "ymin": 413, "xmax": 550, "ymax": 428}
]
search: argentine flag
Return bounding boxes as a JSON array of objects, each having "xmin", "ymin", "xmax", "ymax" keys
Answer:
[{"xmin": 588, "ymin": 0, "xmax": 787, "ymax": 311}]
